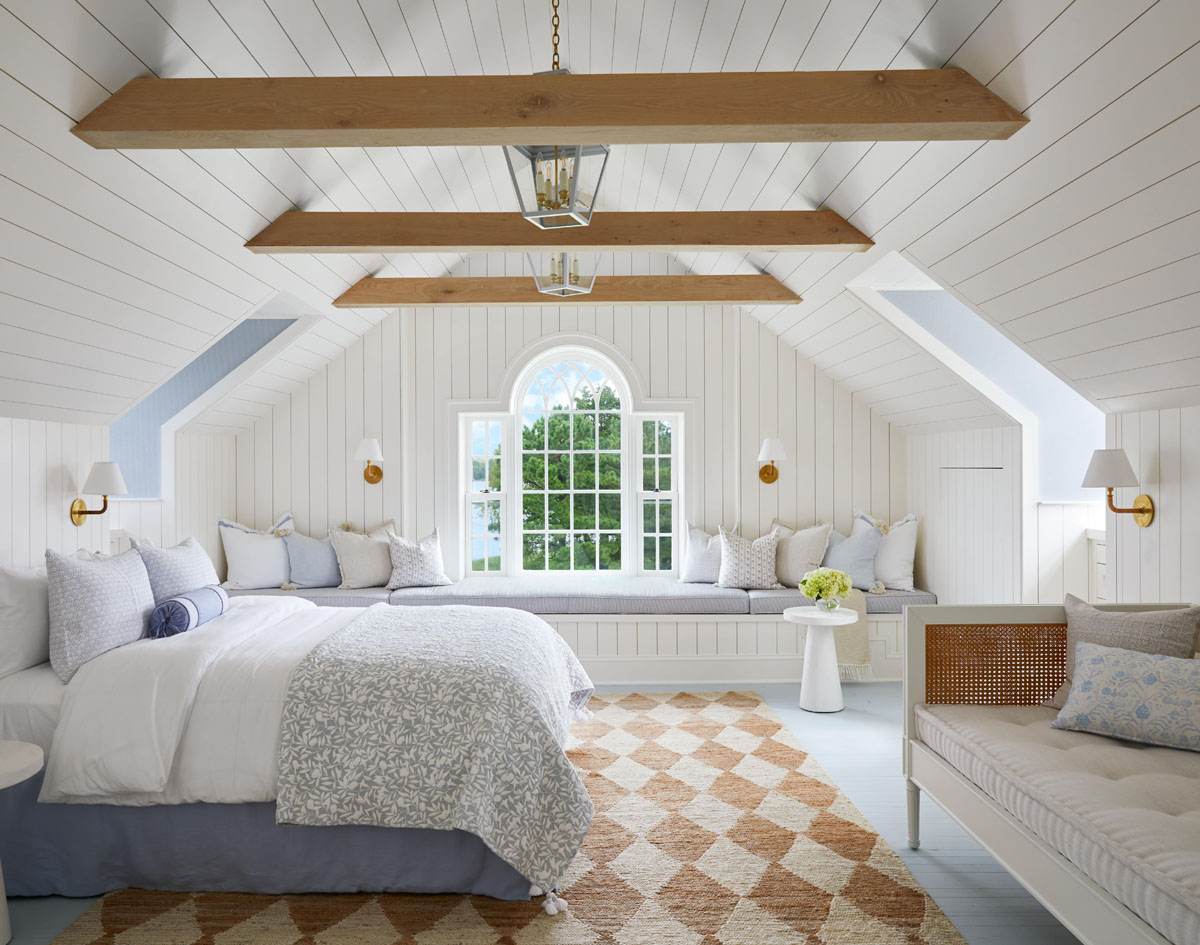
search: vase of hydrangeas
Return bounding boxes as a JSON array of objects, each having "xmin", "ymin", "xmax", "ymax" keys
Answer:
[{"xmin": 800, "ymin": 567, "xmax": 852, "ymax": 613}]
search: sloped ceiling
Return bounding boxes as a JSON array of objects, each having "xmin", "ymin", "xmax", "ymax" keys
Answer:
[{"xmin": 0, "ymin": 0, "xmax": 1195, "ymax": 431}]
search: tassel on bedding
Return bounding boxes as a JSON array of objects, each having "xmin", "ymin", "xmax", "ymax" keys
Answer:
[
  {"xmin": 570, "ymin": 705, "xmax": 594, "ymax": 723},
  {"xmin": 529, "ymin": 884, "xmax": 569, "ymax": 915}
]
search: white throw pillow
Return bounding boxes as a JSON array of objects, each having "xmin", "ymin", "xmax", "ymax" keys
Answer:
[
  {"xmin": 716, "ymin": 526, "xmax": 783, "ymax": 590},
  {"xmin": 852, "ymin": 512, "xmax": 918, "ymax": 591},
  {"xmin": 219, "ymin": 513, "xmax": 293, "ymax": 590},
  {"xmin": 387, "ymin": 529, "xmax": 453, "ymax": 589},
  {"xmin": 0, "ymin": 565, "xmax": 50, "ymax": 679},
  {"xmin": 773, "ymin": 522, "xmax": 833, "ymax": 588},
  {"xmin": 133, "ymin": 536, "xmax": 219, "ymax": 603},
  {"xmin": 45, "ymin": 548, "xmax": 154, "ymax": 682},
  {"xmin": 330, "ymin": 521, "xmax": 397, "ymax": 589},
  {"xmin": 679, "ymin": 523, "xmax": 722, "ymax": 584}
]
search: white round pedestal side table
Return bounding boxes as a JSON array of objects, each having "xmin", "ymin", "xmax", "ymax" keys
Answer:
[
  {"xmin": 0, "ymin": 741, "xmax": 44, "ymax": 945},
  {"xmin": 783, "ymin": 606, "xmax": 860, "ymax": 713}
]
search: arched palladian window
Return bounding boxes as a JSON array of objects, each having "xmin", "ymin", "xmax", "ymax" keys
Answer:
[{"xmin": 461, "ymin": 350, "xmax": 680, "ymax": 577}]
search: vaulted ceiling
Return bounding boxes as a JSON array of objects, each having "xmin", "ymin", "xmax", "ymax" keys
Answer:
[{"xmin": 0, "ymin": 0, "xmax": 1195, "ymax": 431}]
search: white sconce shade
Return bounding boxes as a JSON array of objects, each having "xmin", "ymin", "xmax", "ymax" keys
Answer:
[
  {"xmin": 757, "ymin": 438, "xmax": 787, "ymax": 463},
  {"xmin": 1081, "ymin": 449, "xmax": 1139, "ymax": 488},
  {"xmin": 81, "ymin": 462, "xmax": 128, "ymax": 496},
  {"xmin": 354, "ymin": 438, "xmax": 384, "ymax": 463}
]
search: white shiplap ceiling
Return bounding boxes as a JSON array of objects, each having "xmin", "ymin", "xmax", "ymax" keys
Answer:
[{"xmin": 0, "ymin": 0, "xmax": 1196, "ymax": 431}]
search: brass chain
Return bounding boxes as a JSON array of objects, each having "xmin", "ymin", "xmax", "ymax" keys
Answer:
[{"xmin": 550, "ymin": 0, "xmax": 561, "ymax": 71}]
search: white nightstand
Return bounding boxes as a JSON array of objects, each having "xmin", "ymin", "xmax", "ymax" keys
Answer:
[
  {"xmin": 783, "ymin": 606, "xmax": 860, "ymax": 713},
  {"xmin": 0, "ymin": 741, "xmax": 44, "ymax": 945}
]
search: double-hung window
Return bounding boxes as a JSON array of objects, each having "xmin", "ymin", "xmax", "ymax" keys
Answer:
[{"xmin": 460, "ymin": 351, "xmax": 681, "ymax": 577}]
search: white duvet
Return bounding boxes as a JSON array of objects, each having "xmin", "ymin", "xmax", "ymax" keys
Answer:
[{"xmin": 40, "ymin": 596, "xmax": 359, "ymax": 805}]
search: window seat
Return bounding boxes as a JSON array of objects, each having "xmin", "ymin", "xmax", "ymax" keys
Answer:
[{"xmin": 228, "ymin": 577, "xmax": 935, "ymax": 615}]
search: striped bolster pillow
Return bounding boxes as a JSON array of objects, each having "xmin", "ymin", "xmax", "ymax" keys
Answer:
[{"xmin": 148, "ymin": 585, "xmax": 229, "ymax": 639}]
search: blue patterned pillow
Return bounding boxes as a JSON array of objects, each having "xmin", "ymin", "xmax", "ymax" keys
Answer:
[
  {"xmin": 148, "ymin": 585, "xmax": 229, "ymax": 639},
  {"xmin": 1052, "ymin": 642, "xmax": 1199, "ymax": 752},
  {"xmin": 133, "ymin": 536, "xmax": 219, "ymax": 603}
]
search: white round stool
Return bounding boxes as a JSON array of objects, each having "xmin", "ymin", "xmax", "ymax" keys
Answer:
[
  {"xmin": 783, "ymin": 606, "xmax": 859, "ymax": 713},
  {"xmin": 0, "ymin": 741, "xmax": 44, "ymax": 945}
]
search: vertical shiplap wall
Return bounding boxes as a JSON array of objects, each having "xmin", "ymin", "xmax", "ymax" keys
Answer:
[
  {"xmin": 906, "ymin": 426, "xmax": 1022, "ymax": 604},
  {"xmin": 0, "ymin": 417, "xmax": 108, "ymax": 566},
  {"xmin": 1035, "ymin": 502, "xmax": 1105, "ymax": 604},
  {"xmin": 1108, "ymin": 407, "xmax": 1200, "ymax": 604},
  {"xmin": 217, "ymin": 306, "xmax": 905, "ymax": 575}
]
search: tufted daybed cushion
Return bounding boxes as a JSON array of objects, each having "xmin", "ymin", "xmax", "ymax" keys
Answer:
[
  {"xmin": 225, "ymin": 587, "xmax": 392, "ymax": 607},
  {"xmin": 749, "ymin": 587, "xmax": 936, "ymax": 614},
  {"xmin": 916, "ymin": 703, "xmax": 1200, "ymax": 945},
  {"xmin": 387, "ymin": 575, "xmax": 750, "ymax": 614}
]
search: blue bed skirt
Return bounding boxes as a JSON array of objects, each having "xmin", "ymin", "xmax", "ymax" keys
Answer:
[{"xmin": 1, "ymin": 774, "xmax": 529, "ymax": 899}]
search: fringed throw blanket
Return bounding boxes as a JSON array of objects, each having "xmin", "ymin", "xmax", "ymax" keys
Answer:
[
  {"xmin": 276, "ymin": 603, "xmax": 595, "ymax": 892},
  {"xmin": 836, "ymin": 588, "xmax": 872, "ymax": 681}
]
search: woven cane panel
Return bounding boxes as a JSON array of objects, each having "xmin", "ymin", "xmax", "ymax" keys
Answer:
[{"xmin": 925, "ymin": 624, "xmax": 1067, "ymax": 706}]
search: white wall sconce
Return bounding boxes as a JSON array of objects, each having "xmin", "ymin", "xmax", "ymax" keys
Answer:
[
  {"xmin": 355, "ymin": 438, "xmax": 384, "ymax": 484},
  {"xmin": 1082, "ymin": 448, "xmax": 1154, "ymax": 527},
  {"xmin": 757, "ymin": 437, "xmax": 787, "ymax": 485},
  {"xmin": 70, "ymin": 461, "xmax": 128, "ymax": 526}
]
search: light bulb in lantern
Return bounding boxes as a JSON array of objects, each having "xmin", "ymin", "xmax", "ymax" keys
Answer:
[{"xmin": 570, "ymin": 254, "xmax": 579, "ymax": 285}]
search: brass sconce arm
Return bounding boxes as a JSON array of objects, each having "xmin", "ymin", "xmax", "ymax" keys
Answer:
[
  {"xmin": 70, "ymin": 495, "xmax": 109, "ymax": 526},
  {"xmin": 1105, "ymin": 487, "xmax": 1154, "ymax": 527}
]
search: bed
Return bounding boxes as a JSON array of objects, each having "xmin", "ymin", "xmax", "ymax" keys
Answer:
[{"xmin": 0, "ymin": 595, "xmax": 594, "ymax": 900}]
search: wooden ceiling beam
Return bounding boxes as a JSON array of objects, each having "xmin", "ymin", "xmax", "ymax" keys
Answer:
[
  {"xmin": 333, "ymin": 275, "xmax": 801, "ymax": 308},
  {"xmin": 72, "ymin": 69, "xmax": 1026, "ymax": 149},
  {"xmin": 247, "ymin": 210, "xmax": 873, "ymax": 254}
]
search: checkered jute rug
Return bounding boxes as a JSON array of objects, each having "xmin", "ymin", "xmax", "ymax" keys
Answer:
[{"xmin": 52, "ymin": 691, "xmax": 964, "ymax": 944}]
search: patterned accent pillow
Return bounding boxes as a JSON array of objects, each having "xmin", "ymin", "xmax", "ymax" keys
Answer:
[
  {"xmin": 1053, "ymin": 642, "xmax": 1199, "ymax": 752},
  {"xmin": 773, "ymin": 521, "xmax": 832, "ymax": 588},
  {"xmin": 132, "ymin": 536, "xmax": 219, "ymax": 603},
  {"xmin": 716, "ymin": 526, "xmax": 783, "ymax": 590},
  {"xmin": 387, "ymin": 530, "xmax": 453, "ymax": 589},
  {"xmin": 679, "ymin": 523, "xmax": 721, "ymax": 584},
  {"xmin": 1048, "ymin": 594, "xmax": 1200, "ymax": 709},
  {"xmin": 45, "ymin": 548, "xmax": 154, "ymax": 682},
  {"xmin": 148, "ymin": 585, "xmax": 229, "ymax": 639},
  {"xmin": 331, "ymin": 521, "xmax": 396, "ymax": 589}
]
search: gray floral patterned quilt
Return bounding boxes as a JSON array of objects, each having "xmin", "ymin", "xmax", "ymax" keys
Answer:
[{"xmin": 275, "ymin": 603, "xmax": 595, "ymax": 891}]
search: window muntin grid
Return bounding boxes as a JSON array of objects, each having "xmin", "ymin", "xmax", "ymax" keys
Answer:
[
  {"xmin": 466, "ymin": 419, "xmax": 503, "ymax": 572},
  {"xmin": 519, "ymin": 360, "xmax": 622, "ymax": 572},
  {"xmin": 639, "ymin": 419, "xmax": 676, "ymax": 572}
]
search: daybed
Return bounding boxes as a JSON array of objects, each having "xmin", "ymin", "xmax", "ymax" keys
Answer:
[
  {"xmin": 904, "ymin": 603, "xmax": 1200, "ymax": 945},
  {"xmin": 229, "ymin": 575, "xmax": 937, "ymax": 614}
]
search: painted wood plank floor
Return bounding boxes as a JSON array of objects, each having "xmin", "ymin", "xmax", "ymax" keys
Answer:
[{"xmin": 6, "ymin": 683, "xmax": 1081, "ymax": 945}]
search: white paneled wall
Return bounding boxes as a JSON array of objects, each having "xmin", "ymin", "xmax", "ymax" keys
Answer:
[
  {"xmin": 1035, "ymin": 502, "xmax": 1105, "ymax": 604},
  {"xmin": 217, "ymin": 305, "xmax": 905, "ymax": 577},
  {"xmin": 1107, "ymin": 407, "xmax": 1200, "ymax": 604},
  {"xmin": 0, "ymin": 417, "xmax": 108, "ymax": 567},
  {"xmin": 906, "ymin": 426, "xmax": 1023, "ymax": 605}
]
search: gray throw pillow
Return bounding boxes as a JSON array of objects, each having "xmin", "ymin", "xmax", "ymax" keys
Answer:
[
  {"xmin": 45, "ymin": 548, "xmax": 154, "ymax": 682},
  {"xmin": 132, "ymin": 536, "xmax": 219, "ymax": 603},
  {"xmin": 387, "ymin": 530, "xmax": 453, "ymax": 590},
  {"xmin": 1048, "ymin": 594, "xmax": 1200, "ymax": 709},
  {"xmin": 822, "ymin": 527, "xmax": 881, "ymax": 591},
  {"xmin": 716, "ymin": 527, "xmax": 782, "ymax": 590},
  {"xmin": 283, "ymin": 532, "xmax": 342, "ymax": 588}
]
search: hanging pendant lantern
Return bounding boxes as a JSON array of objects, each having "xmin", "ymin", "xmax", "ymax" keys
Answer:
[
  {"xmin": 526, "ymin": 251, "xmax": 596, "ymax": 297},
  {"xmin": 504, "ymin": 140, "xmax": 610, "ymax": 229}
]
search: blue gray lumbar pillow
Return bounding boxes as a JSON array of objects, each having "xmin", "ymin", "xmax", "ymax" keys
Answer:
[
  {"xmin": 282, "ymin": 532, "xmax": 342, "ymax": 588},
  {"xmin": 148, "ymin": 585, "xmax": 229, "ymax": 639},
  {"xmin": 45, "ymin": 548, "xmax": 155, "ymax": 682},
  {"xmin": 822, "ymin": 526, "xmax": 882, "ymax": 591},
  {"xmin": 1053, "ymin": 642, "xmax": 1199, "ymax": 752},
  {"xmin": 132, "ymin": 536, "xmax": 219, "ymax": 603}
]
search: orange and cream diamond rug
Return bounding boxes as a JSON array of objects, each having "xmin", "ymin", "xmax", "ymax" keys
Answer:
[{"xmin": 52, "ymin": 691, "xmax": 964, "ymax": 944}]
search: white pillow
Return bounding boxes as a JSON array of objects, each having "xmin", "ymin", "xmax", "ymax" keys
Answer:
[
  {"xmin": 679, "ymin": 523, "xmax": 721, "ymax": 584},
  {"xmin": 852, "ymin": 512, "xmax": 918, "ymax": 591},
  {"xmin": 716, "ymin": 526, "xmax": 783, "ymax": 590},
  {"xmin": 386, "ymin": 529, "xmax": 452, "ymax": 589},
  {"xmin": 219, "ymin": 513, "xmax": 293, "ymax": 590},
  {"xmin": 330, "ymin": 521, "xmax": 397, "ymax": 589},
  {"xmin": 773, "ymin": 522, "xmax": 832, "ymax": 588},
  {"xmin": 0, "ymin": 565, "xmax": 50, "ymax": 679}
]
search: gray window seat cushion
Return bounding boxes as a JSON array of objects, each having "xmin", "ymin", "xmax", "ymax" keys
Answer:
[
  {"xmin": 225, "ymin": 587, "xmax": 391, "ymax": 608},
  {"xmin": 748, "ymin": 587, "xmax": 936, "ymax": 615},
  {"xmin": 388, "ymin": 576, "xmax": 750, "ymax": 614}
]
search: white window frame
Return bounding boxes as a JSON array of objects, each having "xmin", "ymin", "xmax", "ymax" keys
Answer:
[{"xmin": 457, "ymin": 352, "xmax": 684, "ymax": 578}]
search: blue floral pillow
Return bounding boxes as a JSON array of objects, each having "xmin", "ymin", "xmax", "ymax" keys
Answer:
[{"xmin": 1052, "ymin": 642, "xmax": 1199, "ymax": 752}]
